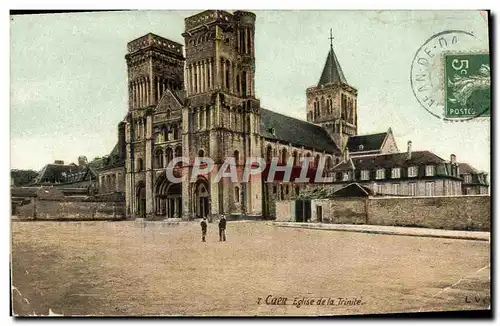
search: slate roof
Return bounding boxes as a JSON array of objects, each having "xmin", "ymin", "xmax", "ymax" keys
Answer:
[
  {"xmin": 333, "ymin": 151, "xmax": 446, "ymax": 171},
  {"xmin": 346, "ymin": 132, "xmax": 387, "ymax": 153},
  {"xmin": 318, "ymin": 46, "xmax": 348, "ymax": 86},
  {"xmin": 458, "ymin": 163, "xmax": 479, "ymax": 175},
  {"xmin": 32, "ymin": 163, "xmax": 78, "ymax": 184},
  {"xmin": 109, "ymin": 143, "xmax": 119, "ymax": 156},
  {"xmin": 32, "ymin": 163, "xmax": 97, "ymax": 185},
  {"xmin": 332, "ymin": 183, "xmax": 373, "ymax": 197},
  {"xmin": 260, "ymin": 108, "xmax": 340, "ymax": 153}
]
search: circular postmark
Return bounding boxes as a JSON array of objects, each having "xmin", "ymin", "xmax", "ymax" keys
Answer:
[{"xmin": 410, "ymin": 30, "xmax": 489, "ymax": 121}]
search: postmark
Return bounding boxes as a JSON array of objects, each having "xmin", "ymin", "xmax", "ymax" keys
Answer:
[{"xmin": 410, "ymin": 30, "xmax": 489, "ymax": 121}]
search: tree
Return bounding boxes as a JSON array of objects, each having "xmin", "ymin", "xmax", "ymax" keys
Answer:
[{"xmin": 11, "ymin": 169, "xmax": 39, "ymax": 186}]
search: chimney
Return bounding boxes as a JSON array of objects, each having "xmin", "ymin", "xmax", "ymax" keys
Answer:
[
  {"xmin": 407, "ymin": 141, "xmax": 412, "ymax": 160},
  {"xmin": 54, "ymin": 160, "xmax": 64, "ymax": 165},
  {"xmin": 450, "ymin": 154, "xmax": 456, "ymax": 164}
]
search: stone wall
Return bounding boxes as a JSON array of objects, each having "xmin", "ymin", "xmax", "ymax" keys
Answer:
[
  {"xmin": 275, "ymin": 200, "xmax": 294, "ymax": 222},
  {"xmin": 16, "ymin": 198, "xmax": 125, "ymax": 220},
  {"xmin": 311, "ymin": 198, "xmax": 366, "ymax": 224},
  {"xmin": 367, "ymin": 195, "xmax": 490, "ymax": 231},
  {"xmin": 275, "ymin": 195, "xmax": 490, "ymax": 231}
]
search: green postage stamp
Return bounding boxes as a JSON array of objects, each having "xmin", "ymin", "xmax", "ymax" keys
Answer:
[{"xmin": 444, "ymin": 53, "xmax": 490, "ymax": 119}]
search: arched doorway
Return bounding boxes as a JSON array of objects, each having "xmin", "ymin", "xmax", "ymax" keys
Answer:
[
  {"xmin": 194, "ymin": 178, "xmax": 210, "ymax": 218},
  {"xmin": 155, "ymin": 173, "xmax": 182, "ymax": 218},
  {"xmin": 136, "ymin": 182, "xmax": 146, "ymax": 218}
]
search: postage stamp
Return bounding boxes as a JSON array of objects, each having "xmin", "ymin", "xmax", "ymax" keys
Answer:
[
  {"xmin": 9, "ymin": 10, "xmax": 491, "ymax": 318},
  {"xmin": 409, "ymin": 30, "xmax": 490, "ymax": 121},
  {"xmin": 444, "ymin": 53, "xmax": 491, "ymax": 119}
]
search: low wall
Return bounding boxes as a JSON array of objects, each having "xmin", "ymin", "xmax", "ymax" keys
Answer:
[
  {"xmin": 312, "ymin": 199, "xmax": 366, "ymax": 224},
  {"xmin": 277, "ymin": 195, "xmax": 490, "ymax": 231},
  {"xmin": 275, "ymin": 200, "xmax": 294, "ymax": 222},
  {"xmin": 15, "ymin": 198, "xmax": 125, "ymax": 220},
  {"xmin": 367, "ymin": 195, "xmax": 490, "ymax": 231}
]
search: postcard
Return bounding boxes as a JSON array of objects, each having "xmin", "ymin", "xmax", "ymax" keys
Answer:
[{"xmin": 10, "ymin": 9, "xmax": 491, "ymax": 317}]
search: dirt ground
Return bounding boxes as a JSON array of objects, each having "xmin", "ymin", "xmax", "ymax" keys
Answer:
[{"xmin": 10, "ymin": 220, "xmax": 490, "ymax": 316}]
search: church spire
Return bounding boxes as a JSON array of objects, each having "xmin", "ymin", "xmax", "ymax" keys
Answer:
[{"xmin": 318, "ymin": 29, "xmax": 348, "ymax": 87}]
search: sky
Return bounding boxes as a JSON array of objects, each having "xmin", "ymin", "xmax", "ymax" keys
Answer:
[{"xmin": 10, "ymin": 10, "xmax": 490, "ymax": 174}]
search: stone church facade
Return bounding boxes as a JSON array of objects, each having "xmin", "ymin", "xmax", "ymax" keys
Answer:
[
  {"xmin": 120, "ymin": 10, "xmax": 355, "ymax": 219},
  {"xmin": 108, "ymin": 9, "xmax": 487, "ymax": 220}
]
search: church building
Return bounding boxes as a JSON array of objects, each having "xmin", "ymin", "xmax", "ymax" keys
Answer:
[{"xmin": 101, "ymin": 9, "xmax": 487, "ymax": 220}]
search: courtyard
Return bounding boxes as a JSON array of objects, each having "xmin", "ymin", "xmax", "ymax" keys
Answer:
[{"xmin": 11, "ymin": 220, "xmax": 490, "ymax": 316}]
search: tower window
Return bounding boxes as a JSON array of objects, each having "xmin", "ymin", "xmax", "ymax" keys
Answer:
[
  {"xmin": 234, "ymin": 186, "xmax": 240, "ymax": 203},
  {"xmin": 241, "ymin": 71, "xmax": 247, "ymax": 97},
  {"xmin": 234, "ymin": 150, "xmax": 240, "ymax": 165},
  {"xmin": 225, "ymin": 60, "xmax": 230, "ymax": 90},
  {"xmin": 136, "ymin": 158, "xmax": 144, "ymax": 172}
]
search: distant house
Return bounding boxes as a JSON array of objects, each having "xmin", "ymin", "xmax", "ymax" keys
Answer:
[
  {"xmin": 346, "ymin": 128, "xmax": 399, "ymax": 157},
  {"xmin": 331, "ymin": 142, "xmax": 463, "ymax": 197},
  {"xmin": 31, "ymin": 158, "xmax": 98, "ymax": 189},
  {"xmin": 96, "ymin": 121, "xmax": 126, "ymax": 196},
  {"xmin": 459, "ymin": 163, "xmax": 489, "ymax": 195}
]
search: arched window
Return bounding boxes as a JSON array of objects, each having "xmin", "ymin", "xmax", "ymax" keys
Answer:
[
  {"xmin": 166, "ymin": 148, "xmax": 173, "ymax": 165},
  {"xmin": 136, "ymin": 158, "xmax": 144, "ymax": 172},
  {"xmin": 175, "ymin": 146, "xmax": 182, "ymax": 158},
  {"xmin": 194, "ymin": 70, "xmax": 198, "ymax": 93},
  {"xmin": 166, "ymin": 109, "xmax": 171, "ymax": 120},
  {"xmin": 326, "ymin": 156, "xmax": 333, "ymax": 171},
  {"xmin": 155, "ymin": 149, "xmax": 164, "ymax": 168},
  {"xmin": 198, "ymin": 149, "xmax": 205, "ymax": 157},
  {"xmin": 111, "ymin": 174, "xmax": 116, "ymax": 192},
  {"xmin": 173, "ymin": 124, "xmax": 179, "ymax": 139},
  {"xmin": 314, "ymin": 154, "xmax": 320, "ymax": 168},
  {"xmin": 320, "ymin": 96, "xmax": 325, "ymax": 115},
  {"xmin": 225, "ymin": 60, "xmax": 230, "ymax": 90},
  {"xmin": 293, "ymin": 150, "xmax": 298, "ymax": 167},
  {"xmin": 266, "ymin": 145, "xmax": 272, "ymax": 162},
  {"xmin": 166, "ymin": 126, "xmax": 170, "ymax": 141},
  {"xmin": 205, "ymin": 106, "xmax": 210, "ymax": 129},
  {"xmin": 234, "ymin": 150, "xmax": 240, "ymax": 165},
  {"xmin": 234, "ymin": 186, "xmax": 240, "ymax": 203},
  {"xmin": 241, "ymin": 71, "xmax": 247, "ymax": 97},
  {"xmin": 281, "ymin": 148, "xmax": 288, "ymax": 164}
]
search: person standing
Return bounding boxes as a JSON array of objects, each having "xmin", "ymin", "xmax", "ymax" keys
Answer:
[
  {"xmin": 200, "ymin": 217, "xmax": 208, "ymax": 242},
  {"xmin": 218, "ymin": 215, "xmax": 227, "ymax": 242}
]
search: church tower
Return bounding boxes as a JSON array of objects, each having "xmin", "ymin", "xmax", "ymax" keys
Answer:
[
  {"xmin": 181, "ymin": 10, "xmax": 263, "ymax": 218},
  {"xmin": 125, "ymin": 33, "xmax": 185, "ymax": 111},
  {"xmin": 306, "ymin": 31, "xmax": 358, "ymax": 151},
  {"xmin": 124, "ymin": 34, "xmax": 185, "ymax": 217}
]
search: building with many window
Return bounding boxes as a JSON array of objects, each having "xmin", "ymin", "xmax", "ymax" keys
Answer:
[
  {"xmin": 459, "ymin": 163, "xmax": 489, "ymax": 195},
  {"xmin": 330, "ymin": 140, "xmax": 483, "ymax": 197}
]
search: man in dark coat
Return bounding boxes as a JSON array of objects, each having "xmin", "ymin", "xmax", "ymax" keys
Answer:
[
  {"xmin": 200, "ymin": 217, "xmax": 207, "ymax": 242},
  {"xmin": 218, "ymin": 215, "xmax": 227, "ymax": 242}
]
